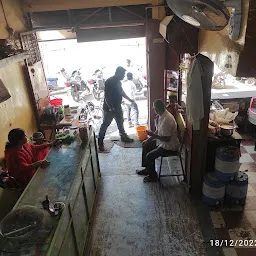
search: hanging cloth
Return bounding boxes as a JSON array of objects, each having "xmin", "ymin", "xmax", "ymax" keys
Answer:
[{"xmin": 186, "ymin": 57, "xmax": 204, "ymax": 130}]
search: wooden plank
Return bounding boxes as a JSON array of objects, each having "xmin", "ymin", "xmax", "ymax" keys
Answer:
[{"xmin": 0, "ymin": 52, "xmax": 28, "ymax": 69}]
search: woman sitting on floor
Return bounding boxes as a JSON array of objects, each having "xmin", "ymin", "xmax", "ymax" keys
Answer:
[{"xmin": 4, "ymin": 128, "xmax": 54, "ymax": 189}]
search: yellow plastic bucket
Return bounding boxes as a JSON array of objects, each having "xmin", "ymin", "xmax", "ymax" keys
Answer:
[{"xmin": 135, "ymin": 125, "xmax": 148, "ymax": 141}]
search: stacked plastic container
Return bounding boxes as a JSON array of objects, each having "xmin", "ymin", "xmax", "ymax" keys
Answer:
[
  {"xmin": 215, "ymin": 147, "xmax": 240, "ymax": 182},
  {"xmin": 226, "ymin": 171, "xmax": 248, "ymax": 204},
  {"xmin": 203, "ymin": 146, "xmax": 248, "ymax": 205},
  {"xmin": 202, "ymin": 172, "xmax": 225, "ymax": 205}
]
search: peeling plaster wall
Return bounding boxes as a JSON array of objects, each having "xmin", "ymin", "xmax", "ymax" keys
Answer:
[
  {"xmin": 0, "ymin": 62, "xmax": 37, "ymax": 220},
  {"xmin": 0, "ymin": 62, "xmax": 37, "ymax": 158},
  {"xmin": 0, "ymin": 0, "xmax": 27, "ymax": 39},
  {"xmin": 198, "ymin": 0, "xmax": 250, "ymax": 76}
]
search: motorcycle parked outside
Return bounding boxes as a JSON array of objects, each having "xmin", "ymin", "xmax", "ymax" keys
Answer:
[
  {"xmin": 83, "ymin": 100, "xmax": 104, "ymax": 133},
  {"xmin": 83, "ymin": 98, "xmax": 134, "ymax": 133},
  {"xmin": 132, "ymin": 66, "xmax": 147, "ymax": 98},
  {"xmin": 87, "ymin": 68, "xmax": 105, "ymax": 101},
  {"xmin": 60, "ymin": 68, "xmax": 90, "ymax": 102}
]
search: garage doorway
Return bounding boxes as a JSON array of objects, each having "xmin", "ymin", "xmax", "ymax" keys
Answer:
[{"xmin": 39, "ymin": 37, "xmax": 148, "ymax": 137}]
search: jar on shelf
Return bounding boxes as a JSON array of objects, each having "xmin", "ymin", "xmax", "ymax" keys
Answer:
[
  {"xmin": 79, "ymin": 123, "xmax": 89, "ymax": 147},
  {"xmin": 64, "ymin": 105, "xmax": 71, "ymax": 116}
]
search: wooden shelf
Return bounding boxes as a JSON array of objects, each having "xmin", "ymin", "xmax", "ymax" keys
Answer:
[{"xmin": 0, "ymin": 52, "xmax": 28, "ymax": 69}]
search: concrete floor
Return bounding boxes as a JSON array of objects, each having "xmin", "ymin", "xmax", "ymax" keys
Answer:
[{"xmin": 85, "ymin": 145, "xmax": 207, "ymax": 256}]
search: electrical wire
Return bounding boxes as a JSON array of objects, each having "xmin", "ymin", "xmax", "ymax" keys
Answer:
[{"xmin": 0, "ymin": 0, "xmax": 9, "ymax": 27}]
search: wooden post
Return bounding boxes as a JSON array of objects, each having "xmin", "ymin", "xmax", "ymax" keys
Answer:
[
  {"xmin": 178, "ymin": 54, "xmax": 183, "ymax": 105},
  {"xmin": 189, "ymin": 54, "xmax": 214, "ymax": 197},
  {"xmin": 146, "ymin": 20, "xmax": 166, "ymax": 130}
]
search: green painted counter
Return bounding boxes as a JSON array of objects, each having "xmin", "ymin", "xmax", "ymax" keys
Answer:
[{"xmin": 0, "ymin": 129, "xmax": 100, "ymax": 256}]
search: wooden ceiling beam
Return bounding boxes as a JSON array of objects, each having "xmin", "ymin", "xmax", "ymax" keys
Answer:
[{"xmin": 23, "ymin": 0, "xmax": 155, "ymax": 12}]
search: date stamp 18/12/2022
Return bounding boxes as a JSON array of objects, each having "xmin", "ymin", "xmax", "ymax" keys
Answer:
[{"xmin": 210, "ymin": 240, "xmax": 256, "ymax": 247}]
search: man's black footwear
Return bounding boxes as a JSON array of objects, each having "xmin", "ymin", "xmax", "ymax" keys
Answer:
[
  {"xmin": 143, "ymin": 175, "xmax": 158, "ymax": 183},
  {"xmin": 121, "ymin": 135, "xmax": 134, "ymax": 143},
  {"xmin": 128, "ymin": 123, "xmax": 134, "ymax": 128},
  {"xmin": 136, "ymin": 169, "xmax": 149, "ymax": 175},
  {"xmin": 98, "ymin": 139, "xmax": 104, "ymax": 151},
  {"xmin": 98, "ymin": 144, "xmax": 104, "ymax": 151}
]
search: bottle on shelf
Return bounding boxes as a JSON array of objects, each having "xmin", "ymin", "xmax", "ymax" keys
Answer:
[
  {"xmin": 64, "ymin": 105, "xmax": 71, "ymax": 116},
  {"xmin": 79, "ymin": 123, "xmax": 89, "ymax": 147}
]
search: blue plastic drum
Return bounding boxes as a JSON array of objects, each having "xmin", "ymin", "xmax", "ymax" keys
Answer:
[
  {"xmin": 203, "ymin": 172, "xmax": 226, "ymax": 206},
  {"xmin": 215, "ymin": 146, "xmax": 240, "ymax": 182},
  {"xmin": 226, "ymin": 171, "xmax": 248, "ymax": 205}
]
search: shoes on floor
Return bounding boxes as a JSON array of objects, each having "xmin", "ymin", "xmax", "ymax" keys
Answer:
[
  {"xmin": 98, "ymin": 139, "xmax": 104, "ymax": 152},
  {"xmin": 136, "ymin": 168, "xmax": 149, "ymax": 175},
  {"xmin": 121, "ymin": 134, "xmax": 134, "ymax": 143},
  {"xmin": 98, "ymin": 144, "xmax": 104, "ymax": 152},
  {"xmin": 143, "ymin": 174, "xmax": 158, "ymax": 183}
]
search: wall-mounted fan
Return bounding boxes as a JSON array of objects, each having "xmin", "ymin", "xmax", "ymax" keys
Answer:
[{"xmin": 166, "ymin": 0, "xmax": 242, "ymax": 40}]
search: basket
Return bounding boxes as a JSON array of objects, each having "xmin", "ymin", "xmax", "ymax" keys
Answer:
[
  {"xmin": 135, "ymin": 125, "xmax": 148, "ymax": 141},
  {"xmin": 49, "ymin": 96, "xmax": 63, "ymax": 107}
]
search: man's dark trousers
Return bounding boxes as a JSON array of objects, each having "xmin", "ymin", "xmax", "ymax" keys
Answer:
[
  {"xmin": 98, "ymin": 108, "xmax": 126, "ymax": 141},
  {"xmin": 142, "ymin": 140, "xmax": 176, "ymax": 177}
]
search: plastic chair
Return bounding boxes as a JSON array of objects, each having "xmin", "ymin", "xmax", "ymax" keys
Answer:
[{"xmin": 158, "ymin": 113, "xmax": 186, "ymax": 180}]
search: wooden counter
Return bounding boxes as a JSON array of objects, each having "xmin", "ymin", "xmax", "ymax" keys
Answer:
[
  {"xmin": 40, "ymin": 108, "xmax": 82, "ymax": 140},
  {"xmin": 0, "ymin": 129, "xmax": 100, "ymax": 255}
]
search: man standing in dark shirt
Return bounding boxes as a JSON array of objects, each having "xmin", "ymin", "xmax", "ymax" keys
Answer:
[{"xmin": 98, "ymin": 66, "xmax": 135, "ymax": 151}]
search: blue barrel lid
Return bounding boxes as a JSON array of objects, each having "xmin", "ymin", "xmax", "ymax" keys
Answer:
[
  {"xmin": 204, "ymin": 172, "xmax": 225, "ymax": 188},
  {"xmin": 216, "ymin": 146, "xmax": 240, "ymax": 162},
  {"xmin": 229, "ymin": 171, "xmax": 248, "ymax": 186}
]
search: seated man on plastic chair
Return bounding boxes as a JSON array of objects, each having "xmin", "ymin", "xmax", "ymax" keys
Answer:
[{"xmin": 136, "ymin": 99, "xmax": 180, "ymax": 182}]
